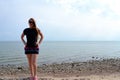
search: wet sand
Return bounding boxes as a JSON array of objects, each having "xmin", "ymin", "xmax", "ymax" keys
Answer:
[{"xmin": 1, "ymin": 58, "xmax": 120, "ymax": 80}]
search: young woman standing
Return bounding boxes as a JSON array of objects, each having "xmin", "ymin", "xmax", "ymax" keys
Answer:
[{"xmin": 21, "ymin": 18, "xmax": 43, "ymax": 80}]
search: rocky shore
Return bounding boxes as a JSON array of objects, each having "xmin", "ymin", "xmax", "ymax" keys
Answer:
[{"xmin": 1, "ymin": 58, "xmax": 120, "ymax": 80}]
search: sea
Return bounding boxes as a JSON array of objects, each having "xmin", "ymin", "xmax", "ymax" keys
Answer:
[{"xmin": 0, "ymin": 41, "xmax": 120, "ymax": 65}]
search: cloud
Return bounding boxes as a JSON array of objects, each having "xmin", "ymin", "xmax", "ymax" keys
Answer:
[
  {"xmin": 43, "ymin": 0, "xmax": 120, "ymax": 40},
  {"xmin": 1, "ymin": 0, "xmax": 120, "ymax": 41},
  {"xmin": 48, "ymin": 0, "xmax": 120, "ymax": 18}
]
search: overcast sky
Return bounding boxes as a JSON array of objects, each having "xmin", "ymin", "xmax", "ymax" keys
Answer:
[{"xmin": 1, "ymin": 0, "xmax": 120, "ymax": 41}]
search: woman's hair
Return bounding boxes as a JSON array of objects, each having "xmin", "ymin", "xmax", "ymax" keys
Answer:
[
  {"xmin": 28, "ymin": 18, "xmax": 39, "ymax": 38},
  {"xmin": 29, "ymin": 18, "xmax": 37, "ymax": 28}
]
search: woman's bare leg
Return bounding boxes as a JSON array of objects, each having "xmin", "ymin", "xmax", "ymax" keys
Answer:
[
  {"xmin": 32, "ymin": 54, "xmax": 38, "ymax": 77},
  {"xmin": 26, "ymin": 54, "xmax": 34, "ymax": 77}
]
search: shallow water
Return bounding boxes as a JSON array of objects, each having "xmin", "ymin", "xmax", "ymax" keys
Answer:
[{"xmin": 0, "ymin": 41, "xmax": 120, "ymax": 65}]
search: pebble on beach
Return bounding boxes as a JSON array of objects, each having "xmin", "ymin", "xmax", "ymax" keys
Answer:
[{"xmin": 1, "ymin": 58, "xmax": 120, "ymax": 79}]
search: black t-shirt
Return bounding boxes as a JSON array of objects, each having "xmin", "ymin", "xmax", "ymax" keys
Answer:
[{"xmin": 23, "ymin": 28, "xmax": 38, "ymax": 47}]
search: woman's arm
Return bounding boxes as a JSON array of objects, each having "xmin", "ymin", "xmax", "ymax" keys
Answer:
[
  {"xmin": 38, "ymin": 29, "xmax": 44, "ymax": 45},
  {"xmin": 21, "ymin": 33, "xmax": 26, "ymax": 45}
]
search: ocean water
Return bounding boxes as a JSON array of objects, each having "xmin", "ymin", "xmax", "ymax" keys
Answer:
[{"xmin": 0, "ymin": 41, "xmax": 120, "ymax": 65}]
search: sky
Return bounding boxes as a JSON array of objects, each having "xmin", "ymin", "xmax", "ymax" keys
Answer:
[{"xmin": 1, "ymin": 0, "xmax": 120, "ymax": 41}]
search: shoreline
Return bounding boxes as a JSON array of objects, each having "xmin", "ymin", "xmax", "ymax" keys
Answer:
[{"xmin": 1, "ymin": 58, "xmax": 120, "ymax": 80}]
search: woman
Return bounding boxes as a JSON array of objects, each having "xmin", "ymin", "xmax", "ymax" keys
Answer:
[{"xmin": 21, "ymin": 18, "xmax": 43, "ymax": 80}]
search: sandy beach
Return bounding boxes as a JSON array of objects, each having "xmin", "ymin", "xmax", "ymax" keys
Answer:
[{"xmin": 1, "ymin": 58, "xmax": 120, "ymax": 80}]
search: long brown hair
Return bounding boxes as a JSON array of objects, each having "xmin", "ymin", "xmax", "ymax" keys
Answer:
[{"xmin": 28, "ymin": 18, "xmax": 39, "ymax": 38}]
